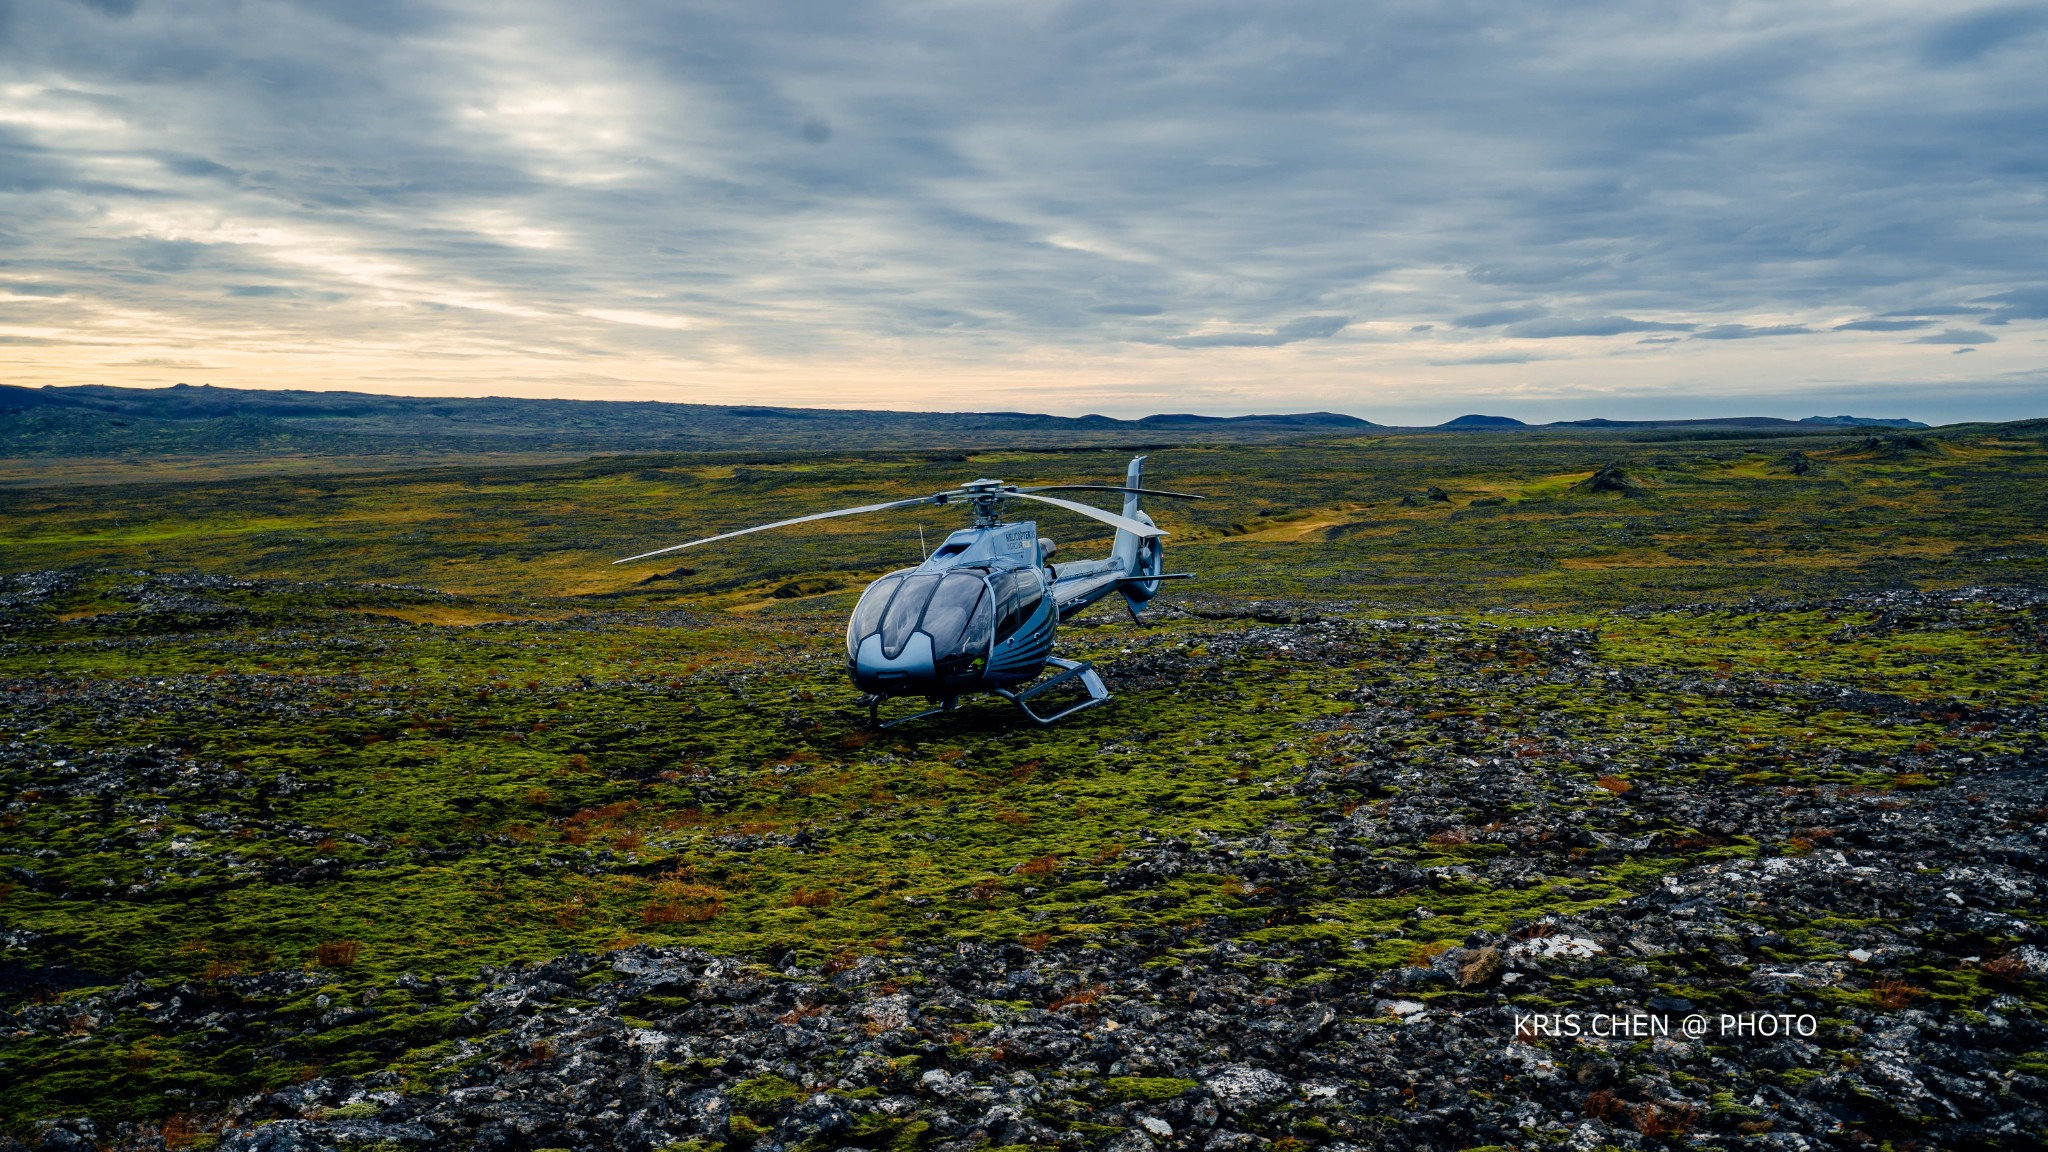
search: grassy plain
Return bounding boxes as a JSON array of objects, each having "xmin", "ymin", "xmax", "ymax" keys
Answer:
[
  {"xmin": 1, "ymin": 424, "xmax": 2045, "ymax": 1135},
  {"xmin": 4, "ymin": 427, "xmax": 2044, "ymax": 603}
]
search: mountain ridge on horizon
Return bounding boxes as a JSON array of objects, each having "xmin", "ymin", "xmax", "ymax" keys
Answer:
[{"xmin": 3, "ymin": 382, "xmax": 1932, "ymax": 435}]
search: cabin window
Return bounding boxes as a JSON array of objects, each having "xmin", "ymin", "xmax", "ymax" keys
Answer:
[{"xmin": 994, "ymin": 569, "xmax": 1045, "ymax": 643}]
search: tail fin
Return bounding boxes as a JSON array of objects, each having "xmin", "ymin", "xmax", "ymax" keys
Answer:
[
  {"xmin": 1112, "ymin": 455, "xmax": 1163, "ymax": 608},
  {"xmin": 1111, "ymin": 455, "xmax": 1146, "ymax": 569}
]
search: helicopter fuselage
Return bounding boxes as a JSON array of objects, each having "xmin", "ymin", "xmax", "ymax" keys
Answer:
[
  {"xmin": 844, "ymin": 517, "xmax": 1161, "ymax": 700},
  {"xmin": 614, "ymin": 453, "xmax": 1188, "ymax": 725}
]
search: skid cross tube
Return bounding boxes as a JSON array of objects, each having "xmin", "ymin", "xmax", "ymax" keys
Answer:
[
  {"xmin": 994, "ymin": 656, "xmax": 1111, "ymax": 724},
  {"xmin": 862, "ymin": 693, "xmax": 960, "ymax": 729}
]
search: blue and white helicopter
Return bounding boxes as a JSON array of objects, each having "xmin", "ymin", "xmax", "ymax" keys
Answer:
[{"xmin": 615, "ymin": 456, "xmax": 1200, "ymax": 725}]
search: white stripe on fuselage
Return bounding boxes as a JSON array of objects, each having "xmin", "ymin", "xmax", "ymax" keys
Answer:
[{"xmin": 1048, "ymin": 557, "xmax": 1126, "ymax": 617}]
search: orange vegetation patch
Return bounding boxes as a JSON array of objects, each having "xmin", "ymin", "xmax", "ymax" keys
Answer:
[
  {"xmin": 362, "ymin": 605, "xmax": 558, "ymax": 627},
  {"xmin": 309, "ymin": 940, "xmax": 360, "ymax": 968},
  {"xmin": 1048, "ymin": 984, "xmax": 1104, "ymax": 1011},
  {"xmin": 642, "ymin": 884, "xmax": 725, "ymax": 924},
  {"xmin": 1017, "ymin": 855, "xmax": 1062, "ymax": 878}
]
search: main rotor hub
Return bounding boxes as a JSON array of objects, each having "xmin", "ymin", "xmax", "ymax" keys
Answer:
[{"xmin": 961, "ymin": 478, "xmax": 1014, "ymax": 527}]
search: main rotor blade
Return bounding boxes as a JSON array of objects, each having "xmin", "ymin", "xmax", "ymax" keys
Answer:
[
  {"xmin": 1009, "ymin": 491, "xmax": 1168, "ymax": 538},
  {"xmin": 1018, "ymin": 484, "xmax": 1205, "ymax": 500},
  {"xmin": 613, "ymin": 492, "xmax": 960, "ymax": 564}
]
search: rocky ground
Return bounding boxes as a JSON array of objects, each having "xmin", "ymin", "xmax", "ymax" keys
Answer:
[{"xmin": 3, "ymin": 581, "xmax": 2046, "ymax": 1151}]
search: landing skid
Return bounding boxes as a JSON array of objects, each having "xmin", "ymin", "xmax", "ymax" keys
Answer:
[
  {"xmin": 860, "ymin": 658, "xmax": 1111, "ymax": 728},
  {"xmin": 862, "ymin": 693, "xmax": 960, "ymax": 729},
  {"xmin": 995, "ymin": 656, "xmax": 1111, "ymax": 724}
]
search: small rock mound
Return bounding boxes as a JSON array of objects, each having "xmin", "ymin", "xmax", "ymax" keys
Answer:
[
  {"xmin": 1775, "ymin": 449, "xmax": 1815, "ymax": 475},
  {"xmin": 1839, "ymin": 433, "xmax": 1944, "ymax": 459},
  {"xmin": 1571, "ymin": 461, "xmax": 1642, "ymax": 496}
]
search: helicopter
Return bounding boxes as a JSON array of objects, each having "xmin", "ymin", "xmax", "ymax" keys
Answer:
[{"xmin": 615, "ymin": 456, "xmax": 1201, "ymax": 725}]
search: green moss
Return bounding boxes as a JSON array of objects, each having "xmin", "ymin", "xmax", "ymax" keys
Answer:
[
  {"xmin": 727, "ymin": 1115, "xmax": 771, "ymax": 1146},
  {"xmin": 886, "ymin": 1120, "xmax": 931, "ymax": 1151},
  {"xmin": 6, "ymin": 431, "xmax": 2046, "ymax": 1133},
  {"xmin": 1101, "ymin": 1076, "xmax": 1198, "ymax": 1102},
  {"xmin": 2011, "ymin": 1052, "xmax": 2048, "ymax": 1078},
  {"xmin": 729, "ymin": 1073, "xmax": 804, "ymax": 1108}
]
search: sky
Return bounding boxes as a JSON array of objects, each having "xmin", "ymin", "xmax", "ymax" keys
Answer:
[{"xmin": 2, "ymin": 1, "xmax": 2045, "ymax": 424}]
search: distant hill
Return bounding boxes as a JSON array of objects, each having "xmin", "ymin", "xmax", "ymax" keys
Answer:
[
  {"xmin": 1429, "ymin": 412, "xmax": 1929, "ymax": 432},
  {"xmin": 1548, "ymin": 416, "xmax": 1803, "ymax": 429},
  {"xmin": 1799, "ymin": 415, "xmax": 1929, "ymax": 429},
  {"xmin": 1136, "ymin": 411, "xmax": 1375, "ymax": 428},
  {"xmin": 0, "ymin": 383, "xmax": 1382, "ymax": 459},
  {"xmin": 0, "ymin": 383, "xmax": 1954, "ymax": 464},
  {"xmin": 1437, "ymin": 414, "xmax": 1527, "ymax": 429},
  {"xmin": 1539, "ymin": 415, "xmax": 1930, "ymax": 431}
]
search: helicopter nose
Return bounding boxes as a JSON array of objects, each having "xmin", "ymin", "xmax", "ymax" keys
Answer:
[{"xmin": 851, "ymin": 632, "xmax": 939, "ymax": 693}]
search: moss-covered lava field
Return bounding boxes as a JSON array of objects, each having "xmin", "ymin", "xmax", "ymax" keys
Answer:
[{"xmin": 2, "ymin": 424, "xmax": 2046, "ymax": 1151}]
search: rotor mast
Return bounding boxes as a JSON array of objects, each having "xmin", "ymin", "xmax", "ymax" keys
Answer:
[{"xmin": 960, "ymin": 478, "xmax": 1009, "ymax": 528}]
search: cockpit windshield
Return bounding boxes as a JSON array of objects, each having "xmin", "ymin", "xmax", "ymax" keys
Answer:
[
  {"xmin": 847, "ymin": 569, "xmax": 995, "ymax": 676},
  {"xmin": 920, "ymin": 573, "xmax": 986, "ymax": 655},
  {"xmin": 847, "ymin": 569, "xmax": 911, "ymax": 655},
  {"xmin": 879, "ymin": 574, "xmax": 941, "ymax": 658}
]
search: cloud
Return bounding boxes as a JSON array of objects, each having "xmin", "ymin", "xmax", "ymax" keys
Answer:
[
  {"xmin": 1833, "ymin": 318, "xmax": 1935, "ymax": 331},
  {"xmin": 1921, "ymin": 5, "xmax": 2048, "ymax": 64},
  {"xmin": 583, "ymin": 309, "xmax": 696, "ymax": 330},
  {"xmin": 1974, "ymin": 285, "xmax": 2048, "ymax": 324},
  {"xmin": 127, "ymin": 241, "xmax": 213, "ymax": 274},
  {"xmin": 1503, "ymin": 317, "xmax": 1695, "ymax": 339},
  {"xmin": 1466, "ymin": 261, "xmax": 1611, "ymax": 288},
  {"xmin": 1432, "ymin": 353, "xmax": 1543, "ymax": 365},
  {"xmin": 1157, "ymin": 315, "xmax": 1349, "ymax": 348},
  {"xmin": 1693, "ymin": 323, "xmax": 1813, "ymax": 340},
  {"xmin": 1452, "ymin": 306, "xmax": 1546, "ymax": 329},
  {"xmin": 1909, "ymin": 329, "xmax": 1996, "ymax": 344},
  {"xmin": 0, "ymin": 1, "xmax": 2042, "ymax": 419}
]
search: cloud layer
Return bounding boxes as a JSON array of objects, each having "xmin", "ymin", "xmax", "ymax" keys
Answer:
[{"xmin": 1, "ymin": 0, "xmax": 2044, "ymax": 421}]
